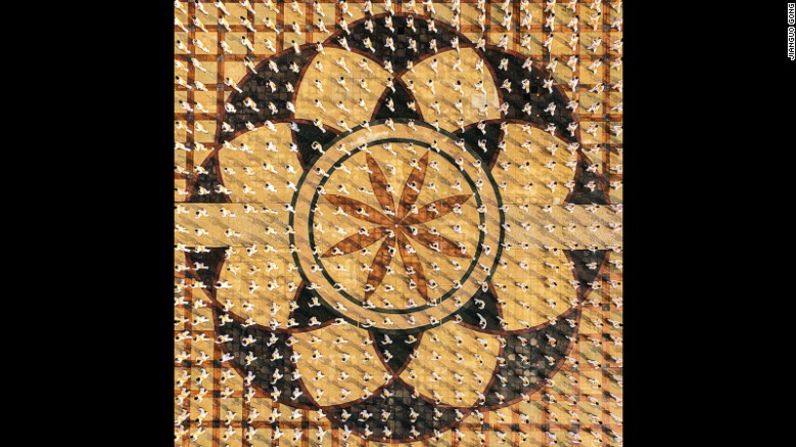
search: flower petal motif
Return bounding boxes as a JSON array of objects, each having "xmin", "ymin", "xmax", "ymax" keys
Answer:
[
  {"xmin": 398, "ymin": 48, "xmax": 501, "ymax": 132},
  {"xmin": 490, "ymin": 124, "xmax": 581, "ymax": 205},
  {"xmin": 184, "ymin": 123, "xmax": 303, "ymax": 332},
  {"xmin": 401, "ymin": 193, "xmax": 473, "ymax": 225},
  {"xmin": 396, "ymin": 151, "xmax": 430, "ymax": 221},
  {"xmin": 291, "ymin": 323, "xmax": 389, "ymax": 406},
  {"xmin": 395, "ymin": 231, "xmax": 429, "ymax": 302},
  {"xmin": 321, "ymin": 226, "xmax": 389, "ymax": 257},
  {"xmin": 399, "ymin": 322, "xmax": 501, "ymax": 407},
  {"xmin": 403, "ymin": 226, "xmax": 470, "ymax": 258},
  {"xmin": 212, "ymin": 247, "xmax": 300, "ymax": 328},
  {"xmin": 490, "ymin": 248, "xmax": 579, "ymax": 330},
  {"xmin": 316, "ymin": 147, "xmax": 478, "ymax": 305},
  {"xmin": 364, "ymin": 235, "xmax": 396, "ymax": 299},
  {"xmin": 323, "ymin": 194, "xmax": 394, "ymax": 226},
  {"xmin": 293, "ymin": 47, "xmax": 390, "ymax": 132},
  {"xmin": 365, "ymin": 154, "xmax": 395, "ymax": 212},
  {"xmin": 216, "ymin": 123, "xmax": 302, "ymax": 203},
  {"xmin": 489, "ymin": 128, "xmax": 623, "ymax": 331}
]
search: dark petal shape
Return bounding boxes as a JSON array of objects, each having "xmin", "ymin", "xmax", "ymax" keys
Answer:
[
  {"xmin": 565, "ymin": 249, "xmax": 611, "ymax": 297},
  {"xmin": 396, "ymin": 231, "xmax": 428, "ymax": 302},
  {"xmin": 322, "ymin": 226, "xmax": 389, "ymax": 257},
  {"xmin": 294, "ymin": 121, "xmax": 340, "ymax": 168},
  {"xmin": 371, "ymin": 80, "xmax": 424, "ymax": 122},
  {"xmin": 456, "ymin": 288, "xmax": 504, "ymax": 332},
  {"xmin": 396, "ymin": 151, "xmax": 429, "ymax": 220},
  {"xmin": 369, "ymin": 329, "xmax": 423, "ymax": 375},
  {"xmin": 364, "ymin": 236, "xmax": 396, "ymax": 299},
  {"xmin": 289, "ymin": 285, "xmax": 337, "ymax": 328},
  {"xmin": 401, "ymin": 194, "xmax": 473, "ymax": 225},
  {"xmin": 323, "ymin": 194, "xmax": 394, "ymax": 226},
  {"xmin": 404, "ymin": 226, "xmax": 470, "ymax": 258},
  {"xmin": 366, "ymin": 154, "xmax": 396, "ymax": 212},
  {"xmin": 454, "ymin": 121, "xmax": 505, "ymax": 167}
]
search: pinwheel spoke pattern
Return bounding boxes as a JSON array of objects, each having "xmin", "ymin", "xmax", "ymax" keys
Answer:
[{"xmin": 322, "ymin": 152, "xmax": 472, "ymax": 303}]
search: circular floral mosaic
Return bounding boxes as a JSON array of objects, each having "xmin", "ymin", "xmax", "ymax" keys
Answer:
[
  {"xmin": 182, "ymin": 8, "xmax": 616, "ymax": 444},
  {"xmin": 292, "ymin": 122, "xmax": 503, "ymax": 330}
]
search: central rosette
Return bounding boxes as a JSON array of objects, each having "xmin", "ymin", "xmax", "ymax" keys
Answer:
[{"xmin": 292, "ymin": 120, "xmax": 503, "ymax": 330}]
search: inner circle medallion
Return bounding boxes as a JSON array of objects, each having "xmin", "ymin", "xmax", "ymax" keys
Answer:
[{"xmin": 291, "ymin": 120, "xmax": 504, "ymax": 330}]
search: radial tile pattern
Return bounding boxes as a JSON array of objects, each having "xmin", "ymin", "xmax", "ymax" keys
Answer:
[
  {"xmin": 174, "ymin": 1, "xmax": 623, "ymax": 446},
  {"xmin": 310, "ymin": 139, "xmax": 481, "ymax": 309},
  {"xmin": 291, "ymin": 122, "xmax": 503, "ymax": 332}
]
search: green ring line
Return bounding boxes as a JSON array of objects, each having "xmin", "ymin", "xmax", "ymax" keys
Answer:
[
  {"xmin": 309, "ymin": 138, "xmax": 484, "ymax": 314},
  {"xmin": 289, "ymin": 119, "xmax": 506, "ymax": 328}
]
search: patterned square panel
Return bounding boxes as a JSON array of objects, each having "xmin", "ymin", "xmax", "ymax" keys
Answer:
[{"xmin": 174, "ymin": 1, "xmax": 622, "ymax": 446}]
